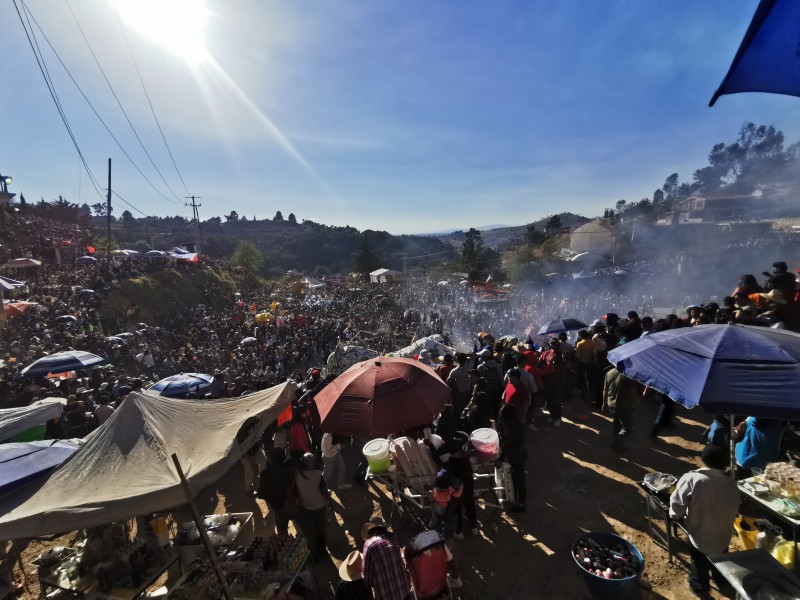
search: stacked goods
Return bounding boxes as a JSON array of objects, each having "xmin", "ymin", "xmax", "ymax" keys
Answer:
[
  {"xmin": 574, "ymin": 535, "xmax": 642, "ymax": 579},
  {"xmin": 389, "ymin": 437, "xmax": 438, "ymax": 484},
  {"xmin": 765, "ymin": 463, "xmax": 800, "ymax": 497}
]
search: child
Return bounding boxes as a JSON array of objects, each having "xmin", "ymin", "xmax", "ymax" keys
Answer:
[{"xmin": 429, "ymin": 469, "xmax": 462, "ymax": 540}]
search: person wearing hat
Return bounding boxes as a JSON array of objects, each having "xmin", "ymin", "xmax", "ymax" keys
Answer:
[
  {"xmin": 670, "ymin": 445, "xmax": 740, "ymax": 594},
  {"xmin": 361, "ymin": 518, "xmax": 410, "ymax": 600},
  {"xmin": 335, "ymin": 551, "xmax": 373, "ymax": 600}
]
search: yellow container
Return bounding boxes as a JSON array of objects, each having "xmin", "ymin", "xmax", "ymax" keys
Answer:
[
  {"xmin": 734, "ymin": 516, "xmax": 758, "ymax": 550},
  {"xmin": 772, "ymin": 539, "xmax": 798, "ymax": 569}
]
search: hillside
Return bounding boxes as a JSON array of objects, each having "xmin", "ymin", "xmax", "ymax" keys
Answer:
[
  {"xmin": 436, "ymin": 212, "xmax": 590, "ymax": 250},
  {"xmin": 101, "ymin": 265, "xmax": 257, "ymax": 325},
  {"xmin": 112, "ymin": 218, "xmax": 453, "ymax": 277}
]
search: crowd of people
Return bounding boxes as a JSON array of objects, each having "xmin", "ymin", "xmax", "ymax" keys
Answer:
[{"xmin": 4, "ymin": 213, "xmax": 800, "ymax": 597}]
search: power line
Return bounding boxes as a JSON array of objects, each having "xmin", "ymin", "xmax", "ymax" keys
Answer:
[
  {"xmin": 20, "ymin": 1, "xmax": 170, "ymax": 215},
  {"xmin": 112, "ymin": 191, "xmax": 147, "ymax": 217},
  {"xmin": 12, "ymin": 0, "xmax": 105, "ymax": 202},
  {"xmin": 65, "ymin": 0, "xmax": 182, "ymax": 204},
  {"xmin": 111, "ymin": 0, "xmax": 192, "ymax": 197}
]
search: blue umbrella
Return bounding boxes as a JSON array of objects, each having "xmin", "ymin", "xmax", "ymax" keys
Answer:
[
  {"xmin": 78, "ymin": 289, "xmax": 96, "ymax": 298},
  {"xmin": 537, "ymin": 318, "xmax": 588, "ymax": 335},
  {"xmin": 21, "ymin": 351, "xmax": 105, "ymax": 377},
  {"xmin": 607, "ymin": 324, "xmax": 800, "ymax": 419},
  {"xmin": 710, "ymin": 0, "xmax": 800, "ymax": 106},
  {"xmin": 148, "ymin": 373, "xmax": 214, "ymax": 398},
  {"xmin": 75, "ymin": 256, "xmax": 97, "ymax": 265}
]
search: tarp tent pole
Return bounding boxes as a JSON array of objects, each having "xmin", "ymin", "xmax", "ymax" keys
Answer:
[
  {"xmin": 171, "ymin": 453, "xmax": 234, "ymax": 600},
  {"xmin": 730, "ymin": 414, "xmax": 737, "ymax": 479}
]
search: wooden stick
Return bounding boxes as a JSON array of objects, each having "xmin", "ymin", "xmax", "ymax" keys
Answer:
[{"xmin": 170, "ymin": 453, "xmax": 234, "ymax": 600}]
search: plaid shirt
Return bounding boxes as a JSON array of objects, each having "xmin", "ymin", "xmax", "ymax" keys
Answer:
[{"xmin": 363, "ymin": 535, "xmax": 411, "ymax": 600}]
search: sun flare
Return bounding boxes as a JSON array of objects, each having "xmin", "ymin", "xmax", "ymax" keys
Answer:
[{"xmin": 114, "ymin": 0, "xmax": 211, "ymax": 66}]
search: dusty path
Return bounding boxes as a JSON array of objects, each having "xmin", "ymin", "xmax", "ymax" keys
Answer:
[{"xmin": 14, "ymin": 393, "xmax": 733, "ymax": 599}]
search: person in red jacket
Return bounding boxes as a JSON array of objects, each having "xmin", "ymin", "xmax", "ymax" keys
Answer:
[{"xmin": 540, "ymin": 339, "xmax": 566, "ymax": 427}]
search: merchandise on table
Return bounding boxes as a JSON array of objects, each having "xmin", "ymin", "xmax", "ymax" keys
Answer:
[
  {"xmin": 170, "ymin": 533, "xmax": 309, "ymax": 599},
  {"xmin": 175, "ymin": 513, "xmax": 244, "ymax": 548}
]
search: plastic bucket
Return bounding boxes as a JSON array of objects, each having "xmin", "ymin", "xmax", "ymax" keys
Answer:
[
  {"xmin": 734, "ymin": 516, "xmax": 758, "ymax": 550},
  {"xmin": 572, "ymin": 532, "xmax": 644, "ymax": 600},
  {"xmin": 470, "ymin": 428, "xmax": 499, "ymax": 463},
  {"xmin": 363, "ymin": 438, "xmax": 391, "ymax": 474}
]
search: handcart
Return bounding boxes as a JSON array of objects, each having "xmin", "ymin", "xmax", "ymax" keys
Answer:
[{"xmin": 366, "ymin": 438, "xmax": 505, "ymax": 531}]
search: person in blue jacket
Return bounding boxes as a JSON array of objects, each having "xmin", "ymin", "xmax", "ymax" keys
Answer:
[{"xmin": 735, "ymin": 417, "xmax": 785, "ymax": 472}]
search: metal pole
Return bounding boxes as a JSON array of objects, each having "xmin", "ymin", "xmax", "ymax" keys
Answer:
[
  {"xmin": 730, "ymin": 414, "xmax": 736, "ymax": 479},
  {"xmin": 107, "ymin": 158, "xmax": 112, "ymax": 258},
  {"xmin": 170, "ymin": 453, "xmax": 234, "ymax": 600}
]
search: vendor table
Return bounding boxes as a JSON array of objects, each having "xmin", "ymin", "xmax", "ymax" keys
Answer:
[
  {"xmin": 38, "ymin": 548, "xmax": 180, "ymax": 600},
  {"xmin": 708, "ymin": 549, "xmax": 800, "ymax": 600},
  {"xmin": 738, "ymin": 477, "xmax": 800, "ymax": 574},
  {"xmin": 637, "ymin": 480, "xmax": 689, "ymax": 564}
]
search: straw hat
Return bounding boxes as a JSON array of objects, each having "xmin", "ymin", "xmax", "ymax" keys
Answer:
[
  {"xmin": 338, "ymin": 551, "xmax": 363, "ymax": 582},
  {"xmin": 361, "ymin": 517, "xmax": 390, "ymax": 542},
  {"xmin": 760, "ymin": 289, "xmax": 787, "ymax": 305}
]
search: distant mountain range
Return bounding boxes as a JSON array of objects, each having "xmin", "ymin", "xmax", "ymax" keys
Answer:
[
  {"xmin": 414, "ymin": 224, "xmax": 511, "ymax": 236},
  {"xmin": 434, "ymin": 212, "xmax": 591, "ymax": 250}
]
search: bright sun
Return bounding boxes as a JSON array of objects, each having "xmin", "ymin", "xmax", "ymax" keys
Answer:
[{"xmin": 114, "ymin": 0, "xmax": 211, "ymax": 67}]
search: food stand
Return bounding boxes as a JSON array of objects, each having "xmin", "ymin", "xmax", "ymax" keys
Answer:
[
  {"xmin": 34, "ymin": 520, "xmax": 183, "ymax": 600},
  {"xmin": 738, "ymin": 463, "xmax": 800, "ymax": 573}
]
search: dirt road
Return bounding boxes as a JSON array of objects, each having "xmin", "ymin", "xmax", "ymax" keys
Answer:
[{"xmin": 14, "ymin": 393, "xmax": 731, "ymax": 599}]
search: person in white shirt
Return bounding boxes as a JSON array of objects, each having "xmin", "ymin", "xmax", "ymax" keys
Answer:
[
  {"xmin": 670, "ymin": 445, "xmax": 740, "ymax": 594},
  {"xmin": 94, "ymin": 396, "xmax": 115, "ymax": 425},
  {"xmin": 321, "ymin": 433, "xmax": 351, "ymax": 491}
]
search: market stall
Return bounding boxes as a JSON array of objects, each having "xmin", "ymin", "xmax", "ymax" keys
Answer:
[{"xmin": 363, "ymin": 430, "xmax": 505, "ymax": 530}]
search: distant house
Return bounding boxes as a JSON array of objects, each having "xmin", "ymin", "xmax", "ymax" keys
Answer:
[
  {"xmin": 369, "ymin": 268, "xmax": 403, "ymax": 284},
  {"xmin": 569, "ymin": 220, "xmax": 614, "ymax": 258},
  {"xmin": 657, "ymin": 192, "xmax": 766, "ymax": 225}
]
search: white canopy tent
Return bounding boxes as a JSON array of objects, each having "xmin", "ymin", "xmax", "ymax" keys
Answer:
[
  {"xmin": 369, "ymin": 268, "xmax": 403, "ymax": 284},
  {"xmin": 302, "ymin": 277, "xmax": 327, "ymax": 290},
  {"xmin": 395, "ymin": 335, "xmax": 456, "ymax": 359},
  {"xmin": 0, "ymin": 382, "xmax": 296, "ymax": 540},
  {"xmin": 0, "ymin": 399, "xmax": 65, "ymax": 443}
]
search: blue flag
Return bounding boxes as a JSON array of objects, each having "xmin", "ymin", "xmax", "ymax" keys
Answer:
[{"xmin": 710, "ymin": 0, "xmax": 800, "ymax": 106}]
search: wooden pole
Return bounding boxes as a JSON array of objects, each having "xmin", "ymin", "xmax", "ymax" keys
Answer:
[
  {"xmin": 170, "ymin": 453, "xmax": 234, "ymax": 600},
  {"xmin": 730, "ymin": 414, "xmax": 737, "ymax": 479}
]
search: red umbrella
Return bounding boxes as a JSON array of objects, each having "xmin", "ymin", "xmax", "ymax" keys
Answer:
[{"xmin": 313, "ymin": 357, "xmax": 450, "ymax": 438}]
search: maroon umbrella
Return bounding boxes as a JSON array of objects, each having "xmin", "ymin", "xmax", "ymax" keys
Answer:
[{"xmin": 313, "ymin": 357, "xmax": 450, "ymax": 438}]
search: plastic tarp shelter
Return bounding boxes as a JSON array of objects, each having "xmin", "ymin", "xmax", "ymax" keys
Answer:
[
  {"xmin": 0, "ymin": 399, "xmax": 66, "ymax": 443},
  {"xmin": 0, "ymin": 439, "xmax": 83, "ymax": 497},
  {"xmin": 0, "ymin": 382, "xmax": 296, "ymax": 540},
  {"xmin": 395, "ymin": 335, "xmax": 456, "ymax": 359},
  {"xmin": 2, "ymin": 258, "xmax": 41, "ymax": 269},
  {"xmin": 302, "ymin": 277, "xmax": 327, "ymax": 290}
]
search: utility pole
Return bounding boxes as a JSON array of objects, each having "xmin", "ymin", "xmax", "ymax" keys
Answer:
[
  {"xmin": 185, "ymin": 196, "xmax": 203, "ymax": 255},
  {"xmin": 107, "ymin": 158, "xmax": 112, "ymax": 259}
]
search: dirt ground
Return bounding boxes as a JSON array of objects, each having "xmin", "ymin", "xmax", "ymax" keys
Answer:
[{"xmin": 13, "ymin": 393, "xmax": 738, "ymax": 600}]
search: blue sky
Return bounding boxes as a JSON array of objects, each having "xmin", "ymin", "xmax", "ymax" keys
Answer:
[{"xmin": 3, "ymin": 0, "xmax": 800, "ymax": 234}]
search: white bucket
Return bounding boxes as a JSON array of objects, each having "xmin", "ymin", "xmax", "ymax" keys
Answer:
[
  {"xmin": 363, "ymin": 438, "xmax": 391, "ymax": 474},
  {"xmin": 471, "ymin": 428, "xmax": 500, "ymax": 462}
]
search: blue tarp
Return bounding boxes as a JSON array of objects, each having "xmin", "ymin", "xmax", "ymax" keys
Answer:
[
  {"xmin": 0, "ymin": 439, "xmax": 83, "ymax": 497},
  {"xmin": 710, "ymin": 0, "xmax": 800, "ymax": 105},
  {"xmin": 608, "ymin": 324, "xmax": 800, "ymax": 419}
]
